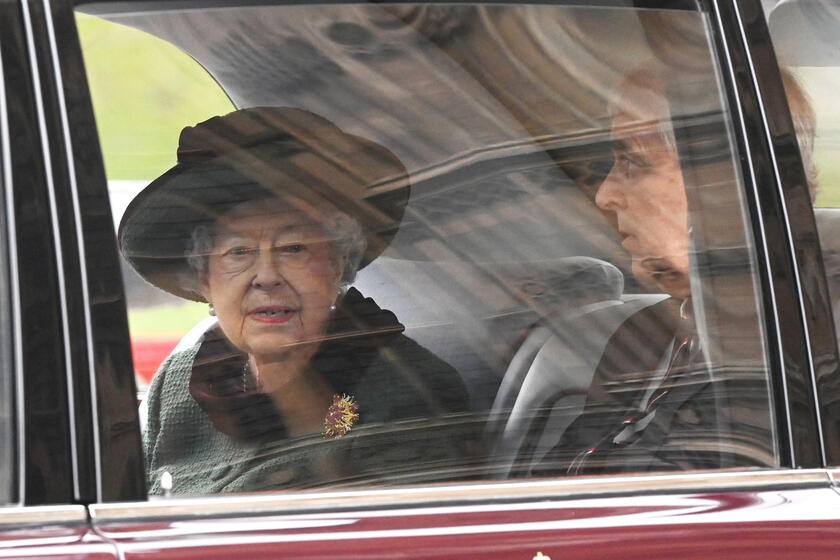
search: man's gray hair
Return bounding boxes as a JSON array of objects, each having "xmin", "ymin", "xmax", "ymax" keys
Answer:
[
  {"xmin": 186, "ymin": 208, "xmax": 367, "ymax": 290},
  {"xmin": 606, "ymin": 64, "xmax": 678, "ymax": 157}
]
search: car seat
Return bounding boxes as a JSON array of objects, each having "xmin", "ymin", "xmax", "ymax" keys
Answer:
[{"xmin": 489, "ymin": 290, "xmax": 667, "ymax": 478}]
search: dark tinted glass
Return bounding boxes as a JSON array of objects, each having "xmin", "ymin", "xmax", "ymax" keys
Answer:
[{"xmin": 80, "ymin": 2, "xmax": 776, "ymax": 495}]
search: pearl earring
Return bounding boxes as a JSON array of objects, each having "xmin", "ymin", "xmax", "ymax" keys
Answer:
[
  {"xmin": 329, "ymin": 286, "xmax": 344, "ymax": 312},
  {"xmin": 208, "ymin": 304, "xmax": 216, "ymax": 316}
]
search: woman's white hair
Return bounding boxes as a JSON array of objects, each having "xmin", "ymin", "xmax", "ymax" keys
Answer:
[{"xmin": 185, "ymin": 207, "xmax": 367, "ymax": 291}]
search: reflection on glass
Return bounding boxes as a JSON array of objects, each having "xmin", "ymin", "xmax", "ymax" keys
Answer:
[{"xmin": 80, "ymin": 2, "xmax": 776, "ymax": 494}]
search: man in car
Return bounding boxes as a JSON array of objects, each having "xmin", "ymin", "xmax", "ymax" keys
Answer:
[
  {"xmin": 597, "ymin": 66, "xmax": 815, "ymax": 299},
  {"xmin": 532, "ymin": 63, "xmax": 816, "ymax": 476}
]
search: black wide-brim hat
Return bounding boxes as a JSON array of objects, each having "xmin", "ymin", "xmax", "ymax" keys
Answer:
[{"xmin": 118, "ymin": 107, "xmax": 411, "ymax": 302}]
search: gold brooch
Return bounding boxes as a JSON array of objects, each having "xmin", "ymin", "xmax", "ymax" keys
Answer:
[{"xmin": 323, "ymin": 394, "xmax": 359, "ymax": 439}]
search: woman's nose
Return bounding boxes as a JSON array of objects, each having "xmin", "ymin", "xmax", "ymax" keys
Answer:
[
  {"xmin": 594, "ymin": 170, "xmax": 624, "ymax": 212},
  {"xmin": 251, "ymin": 250, "xmax": 286, "ymax": 289}
]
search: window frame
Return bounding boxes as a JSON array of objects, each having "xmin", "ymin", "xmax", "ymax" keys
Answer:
[
  {"xmin": 0, "ymin": 0, "xmax": 144, "ymax": 508},
  {"xmin": 45, "ymin": 0, "xmax": 145, "ymax": 503},
  {"xmin": 1, "ymin": 0, "xmax": 79, "ymax": 506},
  {"xmin": 748, "ymin": 0, "xmax": 840, "ymax": 468},
  {"xmin": 712, "ymin": 0, "xmax": 838, "ymax": 468},
  {"xmin": 0, "ymin": 0, "xmax": 17, "ymax": 509},
  {"xmin": 46, "ymin": 0, "xmax": 838, "ymax": 513}
]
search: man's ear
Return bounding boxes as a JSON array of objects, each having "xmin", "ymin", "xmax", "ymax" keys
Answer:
[{"xmin": 333, "ymin": 254, "xmax": 348, "ymax": 287}]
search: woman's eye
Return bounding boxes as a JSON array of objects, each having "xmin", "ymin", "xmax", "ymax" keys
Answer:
[
  {"xmin": 225, "ymin": 246, "xmax": 255, "ymax": 257},
  {"xmin": 278, "ymin": 243, "xmax": 306, "ymax": 254}
]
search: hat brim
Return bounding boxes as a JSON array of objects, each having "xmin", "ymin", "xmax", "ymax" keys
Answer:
[{"xmin": 119, "ymin": 146, "xmax": 410, "ymax": 302}]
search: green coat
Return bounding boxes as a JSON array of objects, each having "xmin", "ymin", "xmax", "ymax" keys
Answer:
[{"xmin": 143, "ymin": 290, "xmax": 473, "ymax": 494}]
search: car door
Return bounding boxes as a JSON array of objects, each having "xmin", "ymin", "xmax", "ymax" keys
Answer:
[
  {"xmin": 0, "ymin": 0, "xmax": 134, "ymax": 557},
  {"xmin": 32, "ymin": 0, "xmax": 840, "ymax": 558}
]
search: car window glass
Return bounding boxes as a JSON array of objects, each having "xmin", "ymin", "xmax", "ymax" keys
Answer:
[
  {"xmin": 78, "ymin": 1, "xmax": 777, "ymax": 495},
  {"xmin": 76, "ymin": 13, "xmax": 234, "ymax": 396}
]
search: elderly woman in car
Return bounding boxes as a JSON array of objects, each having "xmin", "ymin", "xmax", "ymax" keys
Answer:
[{"xmin": 120, "ymin": 107, "xmax": 472, "ymax": 494}]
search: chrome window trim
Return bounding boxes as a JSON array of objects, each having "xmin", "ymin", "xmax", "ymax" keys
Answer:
[
  {"xmin": 41, "ymin": 0, "xmax": 103, "ymax": 504},
  {"xmin": 730, "ymin": 0, "xmax": 825, "ymax": 465},
  {"xmin": 0, "ymin": 17, "xmax": 22, "ymax": 506},
  {"xmin": 19, "ymin": 0, "xmax": 79, "ymax": 497},
  {"xmin": 0, "ymin": 505, "xmax": 87, "ymax": 527},
  {"xmin": 90, "ymin": 469, "xmax": 832, "ymax": 523},
  {"xmin": 710, "ymin": 0, "xmax": 791, "ymax": 466}
]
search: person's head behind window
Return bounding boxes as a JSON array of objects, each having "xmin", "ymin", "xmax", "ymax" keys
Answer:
[
  {"xmin": 593, "ymin": 63, "xmax": 818, "ymax": 301},
  {"xmin": 595, "ymin": 65, "xmax": 690, "ymax": 300}
]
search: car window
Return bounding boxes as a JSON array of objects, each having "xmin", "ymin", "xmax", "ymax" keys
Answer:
[
  {"xmin": 76, "ymin": 13, "xmax": 235, "ymax": 396},
  {"xmin": 78, "ymin": 1, "xmax": 777, "ymax": 495}
]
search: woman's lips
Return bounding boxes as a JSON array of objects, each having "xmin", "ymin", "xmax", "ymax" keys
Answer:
[{"xmin": 249, "ymin": 306, "xmax": 296, "ymax": 324}]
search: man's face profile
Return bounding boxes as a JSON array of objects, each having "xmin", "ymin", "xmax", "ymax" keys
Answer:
[{"xmin": 595, "ymin": 80, "xmax": 691, "ymax": 299}]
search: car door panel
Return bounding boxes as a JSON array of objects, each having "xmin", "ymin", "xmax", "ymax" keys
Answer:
[
  {"xmin": 13, "ymin": 0, "xmax": 838, "ymax": 558},
  {"xmin": 88, "ymin": 472, "xmax": 840, "ymax": 559},
  {"xmin": 0, "ymin": 507, "xmax": 117, "ymax": 559}
]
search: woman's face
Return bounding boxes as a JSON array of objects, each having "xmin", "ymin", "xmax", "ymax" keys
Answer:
[
  {"xmin": 594, "ymin": 96, "xmax": 690, "ymax": 299},
  {"xmin": 199, "ymin": 198, "xmax": 344, "ymax": 359}
]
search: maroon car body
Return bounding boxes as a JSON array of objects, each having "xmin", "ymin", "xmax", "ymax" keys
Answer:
[{"xmin": 89, "ymin": 473, "xmax": 840, "ymax": 559}]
